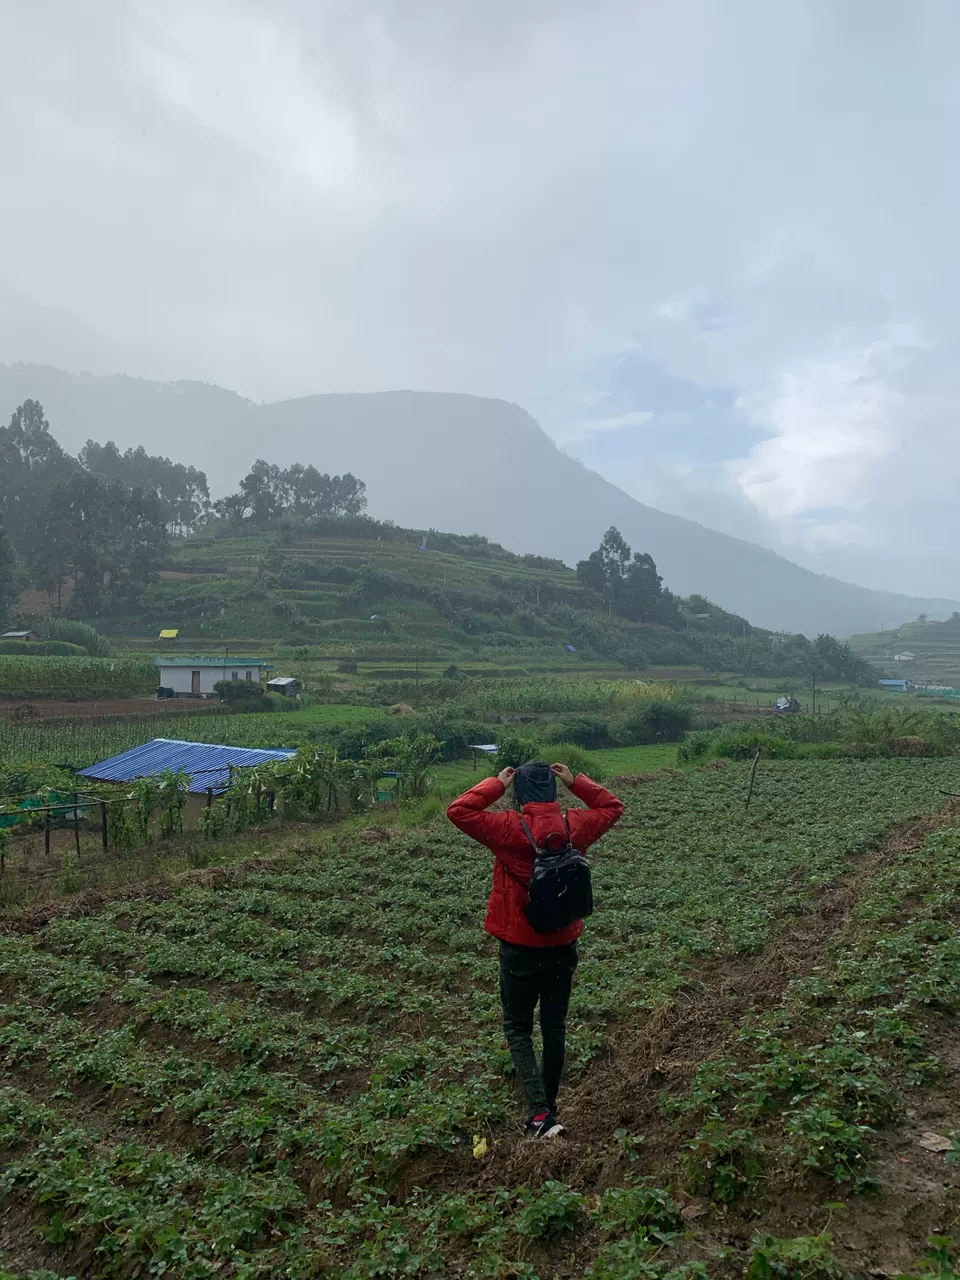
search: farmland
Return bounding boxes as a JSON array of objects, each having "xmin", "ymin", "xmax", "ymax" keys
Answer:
[
  {"xmin": 0, "ymin": 705, "xmax": 388, "ymax": 771},
  {"xmin": 2, "ymin": 759, "xmax": 960, "ymax": 1276},
  {"xmin": 0, "ymin": 656, "xmax": 155, "ymax": 702}
]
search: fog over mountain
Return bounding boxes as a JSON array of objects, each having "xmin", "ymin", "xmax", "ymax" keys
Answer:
[
  {"xmin": 2, "ymin": 2, "xmax": 959, "ymax": 608},
  {"xmin": 2, "ymin": 361, "xmax": 956, "ymax": 637}
]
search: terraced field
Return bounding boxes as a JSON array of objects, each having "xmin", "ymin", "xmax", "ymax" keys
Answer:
[{"xmin": 2, "ymin": 759, "xmax": 960, "ymax": 1277}]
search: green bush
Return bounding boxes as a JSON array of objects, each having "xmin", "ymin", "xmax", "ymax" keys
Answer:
[
  {"xmin": 611, "ymin": 697, "xmax": 693, "ymax": 745},
  {"xmin": 677, "ymin": 726, "xmax": 928, "ymax": 764},
  {"xmin": 545, "ymin": 715, "xmax": 614, "ymax": 750},
  {"xmin": 493, "ymin": 734, "xmax": 597, "ymax": 780},
  {"xmin": 34, "ymin": 616, "xmax": 111, "ymax": 656},
  {"xmin": 213, "ymin": 679, "xmax": 266, "ymax": 707}
]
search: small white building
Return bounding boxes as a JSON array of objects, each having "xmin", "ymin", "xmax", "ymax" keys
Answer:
[{"xmin": 155, "ymin": 657, "xmax": 270, "ymax": 697}]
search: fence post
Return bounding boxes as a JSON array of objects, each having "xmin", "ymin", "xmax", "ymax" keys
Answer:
[
  {"xmin": 101, "ymin": 802, "xmax": 108, "ymax": 851},
  {"xmin": 206, "ymin": 788, "xmax": 213, "ymax": 808},
  {"xmin": 73, "ymin": 793, "xmax": 81, "ymax": 858},
  {"xmin": 45, "ymin": 809, "xmax": 50, "ymax": 856}
]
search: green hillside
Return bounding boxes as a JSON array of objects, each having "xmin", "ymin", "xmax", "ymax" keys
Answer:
[
  {"xmin": 4, "ymin": 364, "xmax": 959, "ymax": 634},
  {"xmin": 850, "ymin": 614, "xmax": 960, "ymax": 688},
  {"xmin": 0, "ymin": 398, "xmax": 880, "ymax": 687},
  {"xmin": 72, "ymin": 515, "xmax": 876, "ymax": 693},
  {"xmin": 123, "ymin": 521, "xmax": 597, "ymax": 674}
]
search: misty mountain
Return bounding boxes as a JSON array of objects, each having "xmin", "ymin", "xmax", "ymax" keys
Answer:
[
  {"xmin": 0, "ymin": 285, "xmax": 172, "ymax": 385},
  {"xmin": 0, "ymin": 361, "xmax": 955, "ymax": 636}
]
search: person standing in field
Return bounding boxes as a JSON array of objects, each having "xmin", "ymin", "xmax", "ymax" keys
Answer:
[{"xmin": 447, "ymin": 760, "xmax": 624, "ymax": 1138}]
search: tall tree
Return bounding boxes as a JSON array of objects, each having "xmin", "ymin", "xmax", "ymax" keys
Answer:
[
  {"xmin": 0, "ymin": 516, "xmax": 18, "ymax": 621},
  {"xmin": 619, "ymin": 552, "xmax": 667, "ymax": 623},
  {"xmin": 27, "ymin": 473, "xmax": 167, "ymax": 615},
  {"xmin": 215, "ymin": 462, "xmax": 367, "ymax": 524},
  {"xmin": 80, "ymin": 440, "xmax": 210, "ymax": 534},
  {"xmin": 576, "ymin": 527, "xmax": 633, "ymax": 603},
  {"xmin": 577, "ymin": 527, "xmax": 680, "ymax": 626},
  {"xmin": 0, "ymin": 400, "xmax": 74, "ymax": 545}
]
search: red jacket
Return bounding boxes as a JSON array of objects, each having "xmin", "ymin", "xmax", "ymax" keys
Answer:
[{"xmin": 446, "ymin": 774, "xmax": 624, "ymax": 947}]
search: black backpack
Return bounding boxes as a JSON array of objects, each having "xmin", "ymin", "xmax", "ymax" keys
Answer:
[{"xmin": 519, "ymin": 816, "xmax": 594, "ymax": 933}]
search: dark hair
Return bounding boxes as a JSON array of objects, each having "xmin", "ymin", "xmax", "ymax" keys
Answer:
[{"xmin": 513, "ymin": 760, "xmax": 557, "ymax": 807}]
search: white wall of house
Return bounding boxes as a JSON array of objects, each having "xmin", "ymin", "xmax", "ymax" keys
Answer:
[{"xmin": 157, "ymin": 665, "xmax": 261, "ymax": 695}]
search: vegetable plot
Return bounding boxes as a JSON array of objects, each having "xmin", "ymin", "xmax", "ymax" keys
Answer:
[
  {"xmin": 0, "ymin": 759, "xmax": 957, "ymax": 1276},
  {"xmin": 0, "ymin": 655, "xmax": 154, "ymax": 700}
]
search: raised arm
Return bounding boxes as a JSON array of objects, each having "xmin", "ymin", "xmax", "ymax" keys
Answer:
[
  {"xmin": 562, "ymin": 770, "xmax": 624, "ymax": 849},
  {"xmin": 446, "ymin": 770, "xmax": 517, "ymax": 849}
]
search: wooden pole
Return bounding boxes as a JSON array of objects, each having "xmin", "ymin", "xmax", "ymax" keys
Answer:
[
  {"xmin": 745, "ymin": 748, "xmax": 761, "ymax": 812},
  {"xmin": 73, "ymin": 793, "xmax": 81, "ymax": 857},
  {"xmin": 44, "ymin": 809, "xmax": 50, "ymax": 856},
  {"xmin": 101, "ymin": 802, "xmax": 108, "ymax": 851}
]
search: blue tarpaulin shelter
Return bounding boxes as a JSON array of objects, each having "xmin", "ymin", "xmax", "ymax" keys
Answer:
[{"xmin": 78, "ymin": 739, "xmax": 296, "ymax": 795}]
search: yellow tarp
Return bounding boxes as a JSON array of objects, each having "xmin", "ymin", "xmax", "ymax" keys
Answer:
[{"xmin": 159, "ymin": 629, "xmax": 179, "ymax": 639}]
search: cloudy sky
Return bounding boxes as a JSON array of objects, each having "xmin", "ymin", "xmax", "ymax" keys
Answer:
[{"xmin": 1, "ymin": 0, "xmax": 959, "ymax": 595}]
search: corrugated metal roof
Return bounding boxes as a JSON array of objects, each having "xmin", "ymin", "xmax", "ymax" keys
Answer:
[
  {"xmin": 78, "ymin": 739, "xmax": 296, "ymax": 794},
  {"xmin": 154, "ymin": 657, "xmax": 269, "ymax": 668},
  {"xmin": 267, "ymin": 676, "xmax": 299, "ymax": 686}
]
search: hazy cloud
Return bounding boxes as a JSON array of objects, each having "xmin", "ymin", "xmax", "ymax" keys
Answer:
[{"xmin": 1, "ymin": 0, "xmax": 959, "ymax": 592}]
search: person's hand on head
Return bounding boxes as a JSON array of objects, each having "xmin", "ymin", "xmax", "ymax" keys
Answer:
[
  {"xmin": 497, "ymin": 767, "xmax": 517, "ymax": 787},
  {"xmin": 551, "ymin": 763, "xmax": 575, "ymax": 788}
]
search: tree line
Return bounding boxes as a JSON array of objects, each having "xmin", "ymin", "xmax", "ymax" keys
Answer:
[
  {"xmin": 575, "ymin": 526, "xmax": 876, "ymax": 684},
  {"xmin": 0, "ymin": 401, "xmax": 187, "ymax": 616},
  {"xmin": 0, "ymin": 400, "xmax": 367, "ymax": 620},
  {"xmin": 213, "ymin": 460, "xmax": 366, "ymax": 526}
]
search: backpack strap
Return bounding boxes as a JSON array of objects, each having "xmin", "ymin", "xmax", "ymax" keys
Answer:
[{"xmin": 518, "ymin": 817, "xmax": 540, "ymax": 854}]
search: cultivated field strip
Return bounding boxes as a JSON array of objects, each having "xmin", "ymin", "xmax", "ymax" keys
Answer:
[{"xmin": 0, "ymin": 760, "xmax": 958, "ymax": 1276}]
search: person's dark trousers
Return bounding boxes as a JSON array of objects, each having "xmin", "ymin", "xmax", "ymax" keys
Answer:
[{"xmin": 498, "ymin": 939, "xmax": 578, "ymax": 1118}]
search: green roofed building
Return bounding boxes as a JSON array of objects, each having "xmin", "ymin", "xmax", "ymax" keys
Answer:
[{"xmin": 155, "ymin": 656, "xmax": 270, "ymax": 698}]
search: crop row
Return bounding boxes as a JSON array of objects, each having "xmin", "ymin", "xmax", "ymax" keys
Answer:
[
  {"xmin": 0, "ymin": 655, "xmax": 155, "ymax": 700},
  {"xmin": 0, "ymin": 760, "xmax": 957, "ymax": 1275},
  {"xmin": 457, "ymin": 677, "xmax": 688, "ymax": 712},
  {"xmin": 0, "ymin": 704, "xmax": 382, "ymax": 771}
]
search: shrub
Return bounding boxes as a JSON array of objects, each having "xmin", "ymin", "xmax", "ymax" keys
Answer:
[
  {"xmin": 515, "ymin": 1181, "xmax": 585, "ymax": 1239},
  {"xmin": 33, "ymin": 616, "xmax": 111, "ymax": 656},
  {"xmin": 545, "ymin": 715, "xmax": 614, "ymax": 750},
  {"xmin": 611, "ymin": 698, "xmax": 693, "ymax": 745},
  {"xmin": 213, "ymin": 679, "xmax": 265, "ymax": 707},
  {"xmin": 493, "ymin": 734, "xmax": 596, "ymax": 780},
  {"xmin": 744, "ymin": 1232, "xmax": 845, "ymax": 1280}
]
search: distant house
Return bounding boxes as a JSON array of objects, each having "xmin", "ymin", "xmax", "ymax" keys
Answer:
[
  {"xmin": 159, "ymin": 629, "xmax": 180, "ymax": 640},
  {"xmin": 155, "ymin": 656, "xmax": 270, "ymax": 698},
  {"xmin": 266, "ymin": 676, "xmax": 301, "ymax": 698},
  {"xmin": 893, "ymin": 652, "xmax": 915, "ymax": 662},
  {"xmin": 878, "ymin": 678, "xmax": 911, "ymax": 692},
  {"xmin": 1, "ymin": 630, "xmax": 38, "ymax": 641}
]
